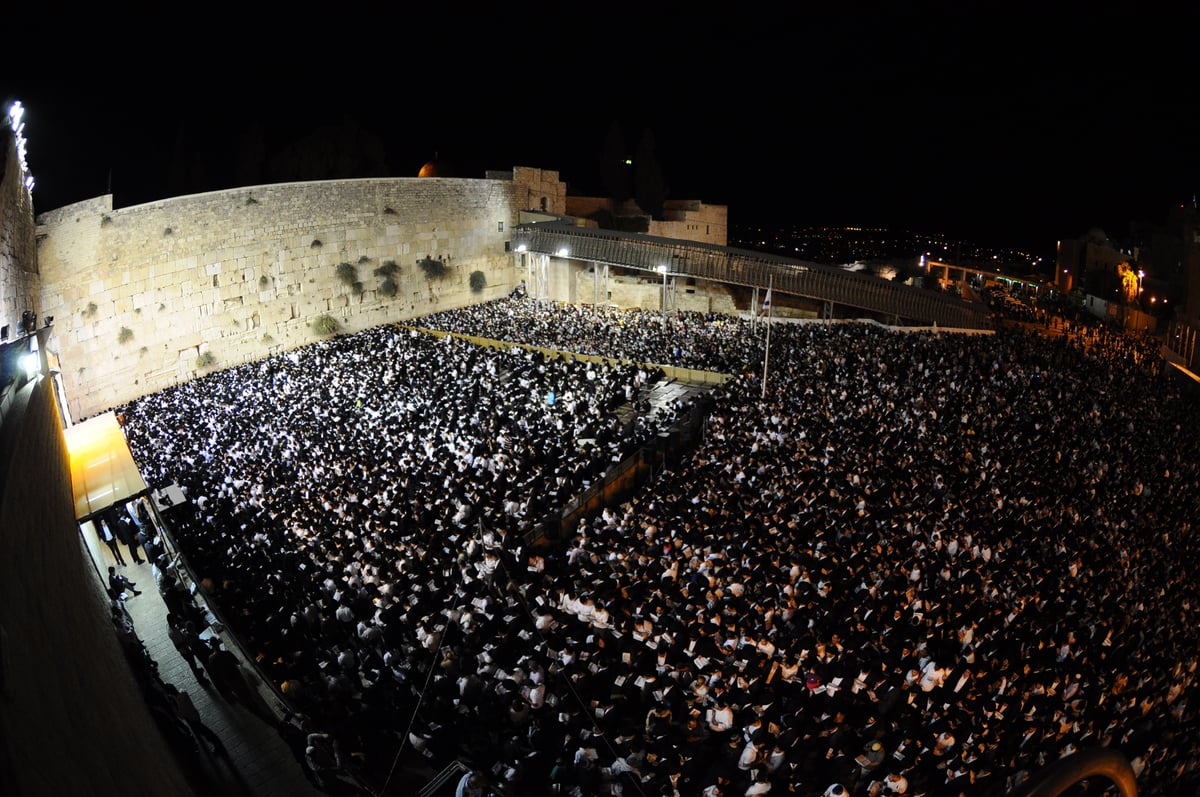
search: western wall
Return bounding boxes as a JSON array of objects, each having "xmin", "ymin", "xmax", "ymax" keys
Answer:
[
  {"xmin": 33, "ymin": 162, "xmax": 739, "ymax": 422},
  {"xmin": 33, "ymin": 168, "xmax": 573, "ymax": 420}
]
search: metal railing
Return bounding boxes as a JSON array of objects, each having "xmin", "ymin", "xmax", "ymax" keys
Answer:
[
  {"xmin": 511, "ymin": 221, "xmax": 990, "ymax": 329},
  {"xmin": 143, "ymin": 493, "xmax": 382, "ymax": 794},
  {"xmin": 1009, "ymin": 747, "xmax": 1138, "ymax": 797}
]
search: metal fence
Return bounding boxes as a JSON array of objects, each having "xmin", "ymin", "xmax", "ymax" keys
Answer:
[{"xmin": 512, "ymin": 222, "xmax": 990, "ymax": 330}]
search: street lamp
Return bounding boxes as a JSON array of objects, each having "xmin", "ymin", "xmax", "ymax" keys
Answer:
[{"xmin": 656, "ymin": 264, "xmax": 669, "ymax": 322}]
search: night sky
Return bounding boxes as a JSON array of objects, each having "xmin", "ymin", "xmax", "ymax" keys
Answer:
[{"xmin": 7, "ymin": 4, "xmax": 1197, "ymax": 258}]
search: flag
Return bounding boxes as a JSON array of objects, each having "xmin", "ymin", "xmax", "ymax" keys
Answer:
[{"xmin": 760, "ymin": 277, "xmax": 775, "ymax": 398}]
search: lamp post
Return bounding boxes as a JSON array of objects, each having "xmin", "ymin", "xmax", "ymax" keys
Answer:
[
  {"xmin": 656, "ymin": 264, "xmax": 669, "ymax": 323},
  {"xmin": 1129, "ymin": 269, "xmax": 1144, "ymax": 332}
]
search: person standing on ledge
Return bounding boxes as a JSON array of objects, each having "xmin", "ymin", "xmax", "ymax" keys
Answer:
[
  {"xmin": 114, "ymin": 511, "xmax": 145, "ymax": 565},
  {"xmin": 163, "ymin": 682, "xmax": 227, "ymax": 757},
  {"xmin": 99, "ymin": 518, "xmax": 127, "ymax": 566}
]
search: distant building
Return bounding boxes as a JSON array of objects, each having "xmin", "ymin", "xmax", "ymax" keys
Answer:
[
  {"xmin": 1054, "ymin": 228, "xmax": 1128, "ymax": 296},
  {"xmin": 565, "ymin": 196, "xmax": 727, "ymax": 247},
  {"xmin": 1150, "ymin": 202, "xmax": 1200, "ymax": 371}
]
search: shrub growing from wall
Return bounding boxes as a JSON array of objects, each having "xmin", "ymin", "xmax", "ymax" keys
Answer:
[
  {"xmin": 312, "ymin": 314, "xmax": 340, "ymax": 336},
  {"xmin": 418, "ymin": 257, "xmax": 448, "ymax": 280},
  {"xmin": 374, "ymin": 261, "xmax": 400, "ymax": 297}
]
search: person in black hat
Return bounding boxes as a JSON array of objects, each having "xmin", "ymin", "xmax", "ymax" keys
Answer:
[{"xmin": 112, "ymin": 510, "xmax": 145, "ymax": 565}]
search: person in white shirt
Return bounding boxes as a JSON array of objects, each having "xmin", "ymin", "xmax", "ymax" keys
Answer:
[
  {"xmin": 707, "ymin": 700, "xmax": 734, "ymax": 735},
  {"xmin": 744, "ymin": 772, "xmax": 773, "ymax": 795},
  {"xmin": 524, "ymin": 679, "xmax": 546, "ymax": 709},
  {"xmin": 534, "ymin": 609, "xmax": 557, "ymax": 631},
  {"xmin": 574, "ymin": 597, "xmax": 595, "ymax": 623},
  {"xmin": 454, "ymin": 772, "xmax": 485, "ymax": 797},
  {"xmin": 738, "ymin": 737, "xmax": 765, "ymax": 771},
  {"xmin": 919, "ymin": 660, "xmax": 946, "ymax": 692}
]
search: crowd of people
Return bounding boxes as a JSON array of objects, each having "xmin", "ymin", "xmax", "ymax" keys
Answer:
[
  {"xmin": 109, "ymin": 561, "xmax": 233, "ymax": 778},
  {"xmin": 115, "ymin": 296, "xmax": 1199, "ymax": 797},
  {"xmin": 418, "ymin": 300, "xmax": 762, "ymax": 374}
]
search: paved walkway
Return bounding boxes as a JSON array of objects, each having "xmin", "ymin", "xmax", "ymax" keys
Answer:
[{"xmin": 82, "ymin": 519, "xmax": 337, "ymax": 797}]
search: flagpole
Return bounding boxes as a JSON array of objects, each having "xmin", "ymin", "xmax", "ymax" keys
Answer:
[{"xmin": 761, "ymin": 276, "xmax": 773, "ymax": 399}]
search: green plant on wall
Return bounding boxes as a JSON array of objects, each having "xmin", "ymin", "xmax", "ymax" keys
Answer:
[
  {"xmin": 118, "ymin": 326, "xmax": 134, "ymax": 344},
  {"xmin": 312, "ymin": 314, "xmax": 340, "ymax": 336},
  {"xmin": 374, "ymin": 260, "xmax": 400, "ymax": 298},
  {"xmin": 469, "ymin": 270, "xmax": 487, "ymax": 293},
  {"xmin": 259, "ymin": 275, "xmax": 270, "ymax": 288},
  {"xmin": 336, "ymin": 263, "xmax": 364, "ymax": 295},
  {"xmin": 196, "ymin": 351, "xmax": 216, "ymax": 368},
  {"xmin": 83, "ymin": 301, "xmax": 98, "ymax": 317},
  {"xmin": 336, "ymin": 262, "xmax": 358, "ymax": 286},
  {"xmin": 417, "ymin": 256, "xmax": 448, "ymax": 280}
]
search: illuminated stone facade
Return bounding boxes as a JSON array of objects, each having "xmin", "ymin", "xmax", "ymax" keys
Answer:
[
  {"xmin": 0, "ymin": 125, "xmax": 39, "ymax": 336},
  {"xmin": 34, "ymin": 169, "xmax": 571, "ymax": 419}
]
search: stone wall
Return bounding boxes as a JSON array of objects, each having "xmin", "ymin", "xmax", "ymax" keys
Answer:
[
  {"xmin": 564, "ymin": 195, "xmax": 729, "ymax": 247},
  {"xmin": 0, "ymin": 126, "xmax": 39, "ymax": 336},
  {"xmin": 0, "ymin": 378, "xmax": 199, "ymax": 797},
  {"xmin": 567, "ymin": 261, "xmax": 739, "ymax": 316},
  {"xmin": 651, "ymin": 199, "xmax": 728, "ymax": 247},
  {"xmin": 34, "ymin": 172, "xmax": 562, "ymax": 420}
]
